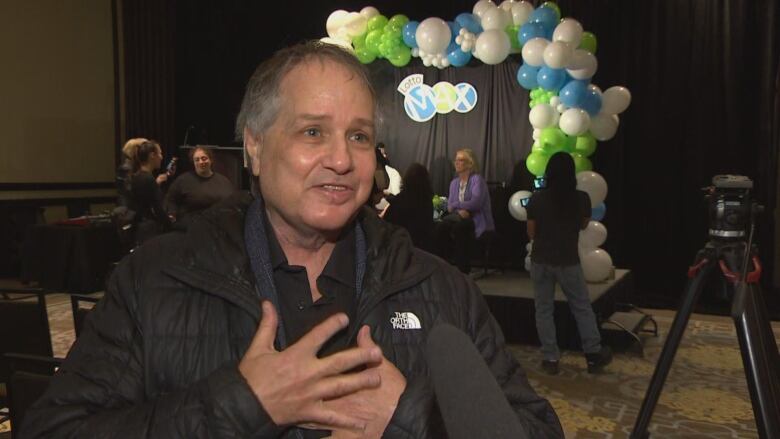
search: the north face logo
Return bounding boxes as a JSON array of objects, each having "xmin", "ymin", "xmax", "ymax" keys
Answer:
[{"xmin": 390, "ymin": 312, "xmax": 421, "ymax": 330}]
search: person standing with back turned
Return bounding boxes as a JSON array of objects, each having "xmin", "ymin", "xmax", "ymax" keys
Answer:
[{"xmin": 525, "ymin": 152, "xmax": 612, "ymax": 375}]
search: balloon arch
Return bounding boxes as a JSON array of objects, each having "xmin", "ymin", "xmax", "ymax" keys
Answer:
[{"xmin": 322, "ymin": 0, "xmax": 631, "ymax": 282}]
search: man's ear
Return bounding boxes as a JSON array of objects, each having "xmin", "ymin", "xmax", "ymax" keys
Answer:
[{"xmin": 244, "ymin": 127, "xmax": 262, "ymax": 177}]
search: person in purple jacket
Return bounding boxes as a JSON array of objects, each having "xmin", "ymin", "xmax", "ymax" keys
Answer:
[{"xmin": 437, "ymin": 148, "xmax": 495, "ymax": 273}]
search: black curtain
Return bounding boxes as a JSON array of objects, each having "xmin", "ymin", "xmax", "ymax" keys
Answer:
[
  {"xmin": 370, "ymin": 57, "xmax": 532, "ymax": 194},
  {"xmin": 120, "ymin": 0, "xmax": 176, "ymax": 158},
  {"xmin": 121, "ymin": 0, "xmax": 780, "ymax": 308}
]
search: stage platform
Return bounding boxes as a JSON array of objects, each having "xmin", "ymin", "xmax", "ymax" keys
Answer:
[{"xmin": 476, "ymin": 269, "xmax": 634, "ymax": 349}]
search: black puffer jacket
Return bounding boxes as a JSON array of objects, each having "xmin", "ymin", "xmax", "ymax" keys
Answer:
[{"xmin": 22, "ymin": 193, "xmax": 562, "ymax": 438}]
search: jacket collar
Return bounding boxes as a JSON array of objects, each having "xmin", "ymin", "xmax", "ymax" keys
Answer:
[{"xmin": 163, "ymin": 192, "xmax": 434, "ymax": 327}]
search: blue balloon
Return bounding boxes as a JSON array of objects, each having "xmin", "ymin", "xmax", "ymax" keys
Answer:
[
  {"xmin": 518, "ymin": 22, "xmax": 547, "ymax": 45},
  {"xmin": 447, "ymin": 21, "xmax": 461, "ymax": 42},
  {"xmin": 559, "ymin": 80, "xmax": 589, "ymax": 108},
  {"xmin": 517, "ymin": 64, "xmax": 540, "ymax": 89},
  {"xmin": 447, "ymin": 42, "xmax": 471, "ymax": 67},
  {"xmin": 537, "ymin": 66, "xmax": 566, "ymax": 91},
  {"xmin": 402, "ymin": 21, "xmax": 419, "ymax": 48},
  {"xmin": 529, "ymin": 6, "xmax": 558, "ymax": 29},
  {"xmin": 592, "ymin": 203, "xmax": 606, "ymax": 221},
  {"xmin": 581, "ymin": 85, "xmax": 603, "ymax": 115},
  {"xmin": 455, "ymin": 12, "xmax": 482, "ymax": 34}
]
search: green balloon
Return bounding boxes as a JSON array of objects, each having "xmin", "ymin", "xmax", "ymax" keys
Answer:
[
  {"xmin": 542, "ymin": 2, "xmax": 561, "ymax": 20},
  {"xmin": 539, "ymin": 127, "xmax": 566, "ymax": 153},
  {"xmin": 388, "ymin": 14, "xmax": 409, "ymax": 29},
  {"xmin": 367, "ymin": 15, "xmax": 389, "ymax": 32},
  {"xmin": 572, "ymin": 153, "xmax": 593, "ymax": 173},
  {"xmin": 579, "ymin": 32, "xmax": 597, "ymax": 54},
  {"xmin": 388, "ymin": 45, "xmax": 411, "ymax": 67},
  {"xmin": 531, "ymin": 141, "xmax": 544, "ymax": 153},
  {"xmin": 505, "ymin": 25, "xmax": 521, "ymax": 50},
  {"xmin": 355, "ymin": 47, "xmax": 376, "ymax": 64},
  {"xmin": 352, "ymin": 33, "xmax": 367, "ymax": 49},
  {"xmin": 574, "ymin": 133, "xmax": 597, "ymax": 157},
  {"xmin": 526, "ymin": 152, "xmax": 551, "ymax": 177},
  {"xmin": 365, "ymin": 30, "xmax": 383, "ymax": 55},
  {"xmin": 563, "ymin": 134, "xmax": 576, "ymax": 153}
]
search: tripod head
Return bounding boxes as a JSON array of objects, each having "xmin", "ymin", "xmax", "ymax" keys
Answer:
[{"xmin": 703, "ymin": 175, "xmax": 764, "ymax": 242}]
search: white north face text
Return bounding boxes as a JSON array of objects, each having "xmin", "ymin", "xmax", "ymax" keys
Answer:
[{"xmin": 390, "ymin": 312, "xmax": 422, "ymax": 330}]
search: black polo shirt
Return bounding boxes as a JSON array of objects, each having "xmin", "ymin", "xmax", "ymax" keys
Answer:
[
  {"xmin": 263, "ymin": 212, "xmax": 357, "ymax": 359},
  {"xmin": 526, "ymin": 189, "xmax": 591, "ymax": 266}
]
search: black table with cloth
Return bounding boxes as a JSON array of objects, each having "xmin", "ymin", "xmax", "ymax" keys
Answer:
[{"xmin": 20, "ymin": 223, "xmax": 120, "ymax": 293}]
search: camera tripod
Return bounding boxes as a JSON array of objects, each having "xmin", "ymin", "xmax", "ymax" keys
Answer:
[{"xmin": 630, "ymin": 226, "xmax": 780, "ymax": 438}]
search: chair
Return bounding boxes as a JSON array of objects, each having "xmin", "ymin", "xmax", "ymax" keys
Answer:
[
  {"xmin": 5, "ymin": 353, "xmax": 61, "ymax": 438},
  {"xmin": 473, "ymin": 230, "xmax": 499, "ymax": 280},
  {"xmin": 70, "ymin": 294, "xmax": 101, "ymax": 338},
  {"xmin": 0, "ymin": 291, "xmax": 54, "ymax": 425}
]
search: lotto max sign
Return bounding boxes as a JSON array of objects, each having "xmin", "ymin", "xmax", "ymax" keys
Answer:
[{"xmin": 397, "ymin": 74, "xmax": 478, "ymax": 123}]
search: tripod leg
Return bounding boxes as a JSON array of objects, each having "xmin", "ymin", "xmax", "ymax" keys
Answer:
[{"xmin": 630, "ymin": 259, "xmax": 716, "ymax": 439}]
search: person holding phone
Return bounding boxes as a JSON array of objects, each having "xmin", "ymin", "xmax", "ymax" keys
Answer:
[{"xmin": 525, "ymin": 152, "xmax": 612, "ymax": 375}]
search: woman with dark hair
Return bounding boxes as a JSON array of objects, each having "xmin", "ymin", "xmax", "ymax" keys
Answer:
[
  {"xmin": 164, "ymin": 146, "xmax": 234, "ymax": 225},
  {"xmin": 128, "ymin": 140, "xmax": 172, "ymax": 245},
  {"xmin": 525, "ymin": 152, "xmax": 611, "ymax": 375},
  {"xmin": 383, "ymin": 163, "xmax": 435, "ymax": 253}
]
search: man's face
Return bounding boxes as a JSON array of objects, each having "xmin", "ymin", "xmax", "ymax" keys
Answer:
[{"xmin": 246, "ymin": 59, "xmax": 376, "ymax": 236}]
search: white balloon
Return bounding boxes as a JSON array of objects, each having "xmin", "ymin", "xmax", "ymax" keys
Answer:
[
  {"xmin": 481, "ymin": 6, "xmax": 511, "ymax": 30},
  {"xmin": 580, "ymin": 248, "xmax": 613, "ymax": 282},
  {"xmin": 508, "ymin": 190, "xmax": 533, "ymax": 221},
  {"xmin": 556, "ymin": 103, "xmax": 567, "ymax": 113},
  {"xmin": 326, "ymin": 10, "xmax": 349, "ymax": 39},
  {"xmin": 532, "ymin": 128, "xmax": 541, "ymax": 140},
  {"xmin": 589, "ymin": 112, "xmax": 619, "ymax": 141},
  {"xmin": 525, "ymin": 241, "xmax": 533, "ymax": 252},
  {"xmin": 511, "ymin": 1, "xmax": 534, "ymax": 26},
  {"xmin": 319, "ymin": 37, "xmax": 355, "ymax": 52},
  {"xmin": 475, "ymin": 29, "xmax": 511, "ymax": 64},
  {"xmin": 416, "ymin": 18, "xmax": 452, "ymax": 55},
  {"xmin": 543, "ymin": 41, "xmax": 574, "ymax": 69},
  {"xmin": 473, "ymin": 0, "xmax": 496, "ymax": 18},
  {"xmin": 566, "ymin": 49, "xmax": 598, "ymax": 80},
  {"xmin": 524, "ymin": 255, "xmax": 532, "ymax": 272},
  {"xmin": 529, "ymin": 103, "xmax": 558, "ymax": 129},
  {"xmin": 559, "ymin": 108, "xmax": 591, "ymax": 136},
  {"xmin": 549, "ymin": 96, "xmax": 561, "ymax": 107},
  {"xmin": 601, "ymin": 86, "xmax": 632, "ymax": 114},
  {"xmin": 552, "ymin": 18, "xmax": 584, "ymax": 46},
  {"xmin": 500, "ymin": 0, "xmax": 515, "ymax": 12},
  {"xmin": 342, "ymin": 12, "xmax": 368, "ymax": 38},
  {"xmin": 576, "ymin": 171, "xmax": 608, "ymax": 207},
  {"xmin": 360, "ymin": 6, "xmax": 380, "ymax": 19},
  {"xmin": 521, "ymin": 37, "xmax": 548, "ymax": 67},
  {"xmin": 579, "ymin": 220, "xmax": 607, "ymax": 249}
]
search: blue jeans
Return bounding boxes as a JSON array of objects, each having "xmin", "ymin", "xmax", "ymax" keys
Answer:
[{"xmin": 531, "ymin": 263, "xmax": 602, "ymax": 361}]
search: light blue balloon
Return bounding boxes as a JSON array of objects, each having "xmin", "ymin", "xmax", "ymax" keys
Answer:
[
  {"xmin": 447, "ymin": 42, "xmax": 471, "ymax": 67},
  {"xmin": 455, "ymin": 12, "xmax": 482, "ymax": 34},
  {"xmin": 592, "ymin": 203, "xmax": 606, "ymax": 221},
  {"xmin": 559, "ymin": 80, "xmax": 589, "ymax": 108},
  {"xmin": 529, "ymin": 6, "xmax": 558, "ymax": 29},
  {"xmin": 518, "ymin": 22, "xmax": 547, "ymax": 45},
  {"xmin": 517, "ymin": 64, "xmax": 540, "ymax": 89},
  {"xmin": 447, "ymin": 21, "xmax": 461, "ymax": 42},
  {"xmin": 537, "ymin": 66, "xmax": 566, "ymax": 91},
  {"xmin": 581, "ymin": 85, "xmax": 603, "ymax": 115},
  {"xmin": 402, "ymin": 21, "xmax": 419, "ymax": 48}
]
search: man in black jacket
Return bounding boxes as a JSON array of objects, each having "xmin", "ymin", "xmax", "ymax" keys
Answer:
[{"xmin": 22, "ymin": 41, "xmax": 563, "ymax": 438}]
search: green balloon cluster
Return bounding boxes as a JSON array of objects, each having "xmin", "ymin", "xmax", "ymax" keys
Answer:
[
  {"xmin": 506, "ymin": 24, "xmax": 521, "ymax": 50},
  {"xmin": 528, "ymin": 88, "xmax": 557, "ymax": 108},
  {"xmin": 353, "ymin": 14, "xmax": 411, "ymax": 67},
  {"xmin": 526, "ymin": 130, "xmax": 597, "ymax": 176}
]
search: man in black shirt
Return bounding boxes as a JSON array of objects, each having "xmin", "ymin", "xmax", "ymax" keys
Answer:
[{"xmin": 526, "ymin": 152, "xmax": 612, "ymax": 376}]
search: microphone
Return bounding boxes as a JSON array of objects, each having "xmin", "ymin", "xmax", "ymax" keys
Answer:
[
  {"xmin": 183, "ymin": 125, "xmax": 195, "ymax": 146},
  {"xmin": 426, "ymin": 324, "xmax": 529, "ymax": 439}
]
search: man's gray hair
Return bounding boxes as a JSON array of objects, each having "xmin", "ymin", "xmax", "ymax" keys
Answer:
[{"xmin": 236, "ymin": 40, "xmax": 380, "ymax": 167}]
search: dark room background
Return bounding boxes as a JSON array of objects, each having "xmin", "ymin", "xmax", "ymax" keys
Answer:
[{"xmin": 118, "ymin": 0, "xmax": 780, "ymax": 311}]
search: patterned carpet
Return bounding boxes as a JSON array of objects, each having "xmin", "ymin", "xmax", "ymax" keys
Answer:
[{"xmin": 2, "ymin": 297, "xmax": 778, "ymax": 438}]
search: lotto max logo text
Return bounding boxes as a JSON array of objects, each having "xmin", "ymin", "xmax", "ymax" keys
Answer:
[{"xmin": 397, "ymin": 74, "xmax": 478, "ymax": 123}]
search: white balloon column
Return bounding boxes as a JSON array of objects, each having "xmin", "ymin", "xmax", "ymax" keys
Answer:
[{"xmin": 321, "ymin": 2, "xmax": 630, "ymax": 282}]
